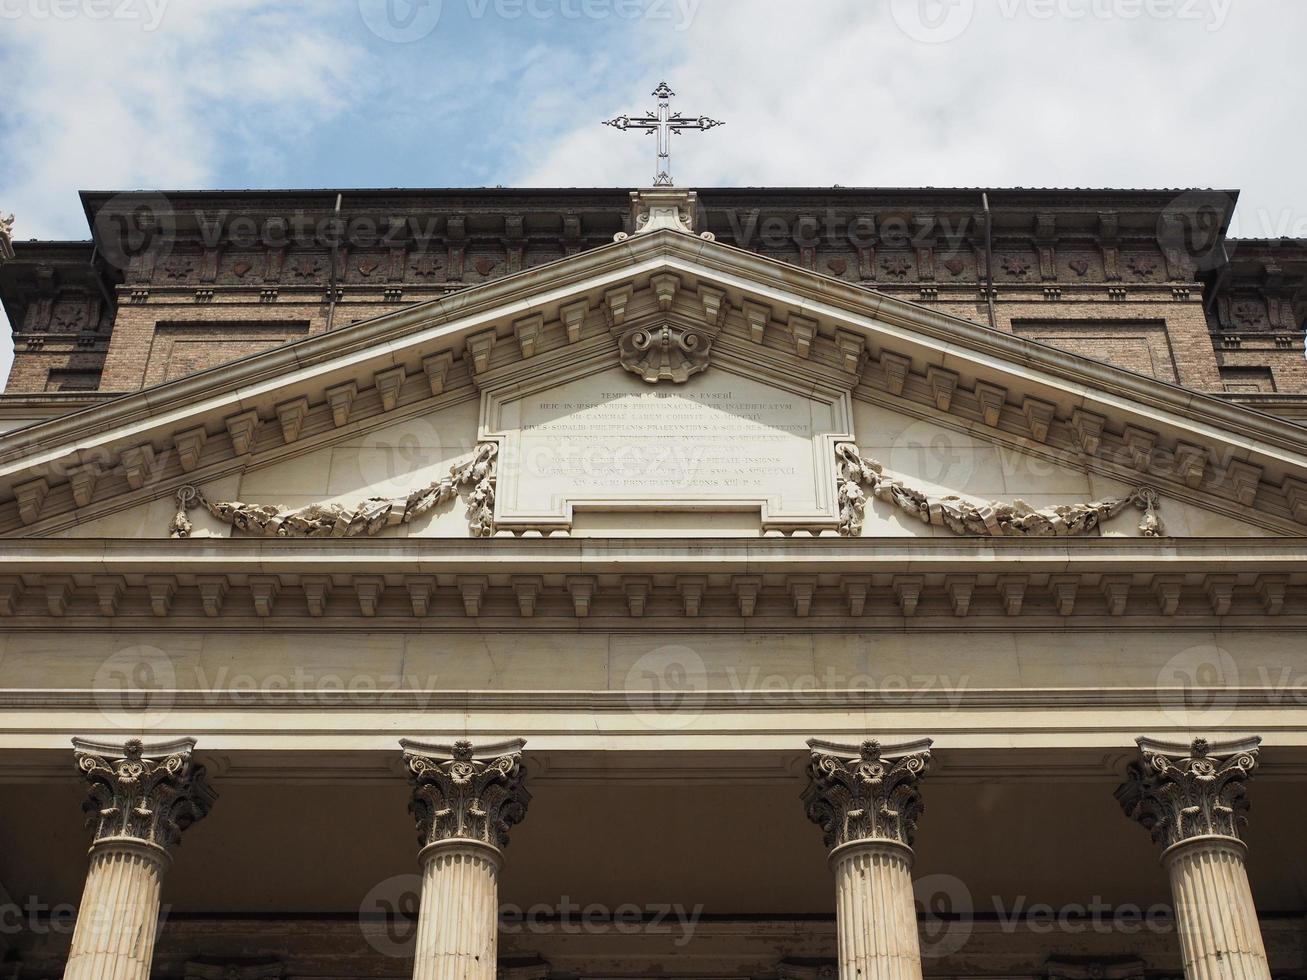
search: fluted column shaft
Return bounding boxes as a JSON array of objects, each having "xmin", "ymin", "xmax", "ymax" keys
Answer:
[
  {"xmin": 832, "ymin": 840, "xmax": 923, "ymax": 980},
  {"xmin": 63, "ymin": 838, "xmax": 170, "ymax": 980},
  {"xmin": 803, "ymin": 738, "xmax": 933, "ymax": 980},
  {"xmin": 1164, "ymin": 837, "xmax": 1271, "ymax": 980},
  {"xmin": 1117, "ymin": 737, "xmax": 1270, "ymax": 980},
  {"xmin": 412, "ymin": 839, "xmax": 503, "ymax": 980},
  {"xmin": 401, "ymin": 738, "xmax": 530, "ymax": 980}
]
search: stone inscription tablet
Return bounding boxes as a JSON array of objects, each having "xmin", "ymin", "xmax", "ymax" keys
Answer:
[{"xmin": 485, "ymin": 366, "xmax": 851, "ymax": 530}]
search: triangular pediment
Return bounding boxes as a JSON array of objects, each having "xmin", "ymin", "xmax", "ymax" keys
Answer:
[{"xmin": 1, "ymin": 224, "xmax": 1306, "ymax": 541}]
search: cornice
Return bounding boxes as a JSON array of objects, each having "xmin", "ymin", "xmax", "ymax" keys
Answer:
[{"xmin": 0, "ymin": 537, "xmax": 1302, "ymax": 625}]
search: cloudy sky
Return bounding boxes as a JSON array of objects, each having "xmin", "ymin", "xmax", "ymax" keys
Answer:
[{"xmin": 1, "ymin": 0, "xmax": 1305, "ymax": 388}]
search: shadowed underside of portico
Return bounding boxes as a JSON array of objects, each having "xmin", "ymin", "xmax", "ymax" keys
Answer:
[{"xmin": 1, "ymin": 745, "xmax": 1306, "ymax": 978}]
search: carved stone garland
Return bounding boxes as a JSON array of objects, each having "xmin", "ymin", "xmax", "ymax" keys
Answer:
[
  {"xmin": 170, "ymin": 442, "xmax": 498, "ymax": 539},
  {"xmin": 835, "ymin": 442, "xmax": 1163, "ymax": 538},
  {"xmin": 402, "ymin": 739, "xmax": 531, "ymax": 850},
  {"xmin": 73, "ymin": 737, "xmax": 216, "ymax": 849}
]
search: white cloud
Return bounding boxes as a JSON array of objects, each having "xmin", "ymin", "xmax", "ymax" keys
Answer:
[
  {"xmin": 4, "ymin": 0, "xmax": 1305, "ymax": 391},
  {"xmin": 0, "ymin": 0, "xmax": 366, "ymax": 390},
  {"xmin": 520, "ymin": 0, "xmax": 1307, "ymax": 238}
]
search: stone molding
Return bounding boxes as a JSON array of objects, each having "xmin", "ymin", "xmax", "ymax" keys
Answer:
[
  {"xmin": 72, "ymin": 737, "xmax": 216, "ymax": 850},
  {"xmin": 0, "ymin": 538, "xmax": 1299, "ymax": 623},
  {"xmin": 402, "ymin": 738, "xmax": 531, "ymax": 851},
  {"xmin": 802, "ymin": 738, "xmax": 932, "ymax": 850},
  {"xmin": 1115, "ymin": 736, "xmax": 1261, "ymax": 850}
]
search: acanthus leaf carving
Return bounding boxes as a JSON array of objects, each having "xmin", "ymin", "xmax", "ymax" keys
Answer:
[
  {"xmin": 73, "ymin": 737, "xmax": 216, "ymax": 850},
  {"xmin": 835, "ymin": 443, "xmax": 1164, "ymax": 538},
  {"xmin": 802, "ymin": 738, "xmax": 932, "ymax": 850},
  {"xmin": 401, "ymin": 738, "xmax": 530, "ymax": 851},
  {"xmin": 1115, "ymin": 736, "xmax": 1261, "ymax": 849},
  {"xmin": 171, "ymin": 442, "xmax": 497, "ymax": 539}
]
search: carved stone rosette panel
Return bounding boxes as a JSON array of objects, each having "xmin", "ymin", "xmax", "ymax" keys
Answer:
[
  {"xmin": 616, "ymin": 322, "xmax": 714, "ymax": 383},
  {"xmin": 171, "ymin": 442, "xmax": 497, "ymax": 539},
  {"xmin": 402, "ymin": 739, "xmax": 531, "ymax": 851},
  {"xmin": 73, "ymin": 737, "xmax": 216, "ymax": 849},
  {"xmin": 1116, "ymin": 737, "xmax": 1261, "ymax": 849},
  {"xmin": 835, "ymin": 442, "xmax": 1164, "ymax": 538},
  {"xmin": 802, "ymin": 738, "xmax": 932, "ymax": 850}
]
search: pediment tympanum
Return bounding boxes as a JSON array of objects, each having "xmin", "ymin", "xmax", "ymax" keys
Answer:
[{"xmin": 1, "ymin": 204, "xmax": 1306, "ymax": 541}]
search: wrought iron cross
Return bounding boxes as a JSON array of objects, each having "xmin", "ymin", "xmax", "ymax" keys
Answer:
[{"xmin": 603, "ymin": 82, "xmax": 724, "ymax": 187}]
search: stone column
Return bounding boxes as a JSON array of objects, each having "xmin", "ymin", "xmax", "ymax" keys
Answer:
[
  {"xmin": 1116, "ymin": 737, "xmax": 1270, "ymax": 980},
  {"xmin": 64, "ymin": 737, "xmax": 216, "ymax": 980},
  {"xmin": 802, "ymin": 738, "xmax": 933, "ymax": 980},
  {"xmin": 401, "ymin": 738, "xmax": 531, "ymax": 980}
]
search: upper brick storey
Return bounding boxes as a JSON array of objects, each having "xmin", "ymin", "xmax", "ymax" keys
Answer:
[{"xmin": 2, "ymin": 188, "xmax": 1305, "ymax": 421}]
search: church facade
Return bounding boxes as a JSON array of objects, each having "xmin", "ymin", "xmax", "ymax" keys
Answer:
[{"xmin": 0, "ymin": 186, "xmax": 1304, "ymax": 979}]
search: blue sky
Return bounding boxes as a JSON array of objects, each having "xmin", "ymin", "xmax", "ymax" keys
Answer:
[{"xmin": 2, "ymin": 0, "xmax": 1306, "ymax": 386}]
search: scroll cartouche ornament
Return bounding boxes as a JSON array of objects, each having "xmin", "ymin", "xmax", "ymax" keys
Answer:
[
  {"xmin": 803, "ymin": 738, "xmax": 933, "ymax": 850},
  {"xmin": 617, "ymin": 322, "xmax": 714, "ymax": 384},
  {"xmin": 401, "ymin": 739, "xmax": 530, "ymax": 851},
  {"xmin": 836, "ymin": 442, "xmax": 1163, "ymax": 538},
  {"xmin": 1116, "ymin": 736, "xmax": 1261, "ymax": 849},
  {"xmin": 73, "ymin": 736, "xmax": 216, "ymax": 849}
]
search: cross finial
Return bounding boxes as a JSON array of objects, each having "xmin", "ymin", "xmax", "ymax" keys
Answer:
[{"xmin": 603, "ymin": 82, "xmax": 724, "ymax": 187}]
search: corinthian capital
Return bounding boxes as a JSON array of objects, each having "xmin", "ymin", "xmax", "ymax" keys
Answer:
[
  {"xmin": 802, "ymin": 738, "xmax": 933, "ymax": 850},
  {"xmin": 72, "ymin": 737, "xmax": 216, "ymax": 849},
  {"xmin": 1116, "ymin": 736, "xmax": 1261, "ymax": 849},
  {"xmin": 401, "ymin": 738, "xmax": 530, "ymax": 851}
]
